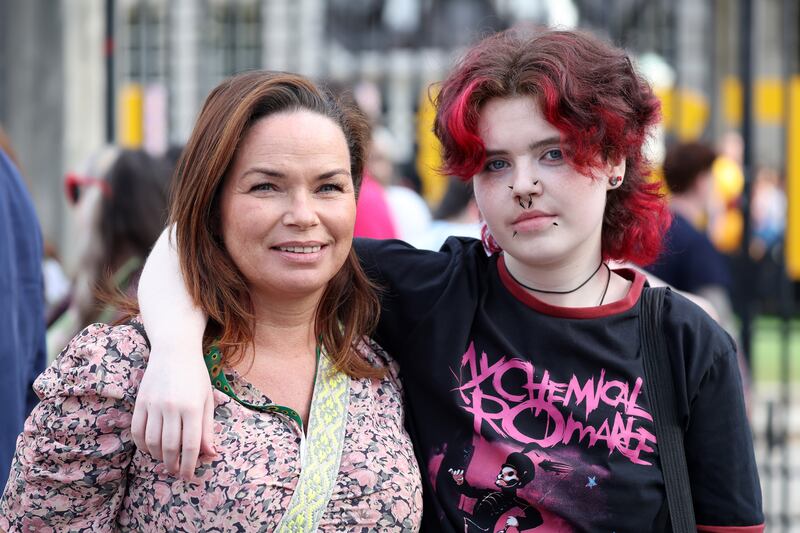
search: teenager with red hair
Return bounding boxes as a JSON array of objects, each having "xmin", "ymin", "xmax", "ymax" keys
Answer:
[{"xmin": 131, "ymin": 29, "xmax": 762, "ymax": 531}]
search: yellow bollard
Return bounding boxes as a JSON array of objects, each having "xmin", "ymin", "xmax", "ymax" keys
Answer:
[{"xmin": 118, "ymin": 83, "xmax": 144, "ymax": 149}]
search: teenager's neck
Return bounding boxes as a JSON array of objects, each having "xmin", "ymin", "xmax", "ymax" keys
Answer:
[{"xmin": 504, "ymin": 252, "xmax": 611, "ymax": 308}]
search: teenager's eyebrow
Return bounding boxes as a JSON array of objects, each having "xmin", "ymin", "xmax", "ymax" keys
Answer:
[
  {"xmin": 484, "ymin": 136, "xmax": 562, "ymax": 157},
  {"xmin": 528, "ymin": 136, "xmax": 562, "ymax": 152}
]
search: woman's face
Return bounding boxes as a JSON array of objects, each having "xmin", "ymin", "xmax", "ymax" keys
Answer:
[
  {"xmin": 219, "ymin": 109, "xmax": 356, "ymax": 300},
  {"xmin": 472, "ymin": 96, "xmax": 623, "ymax": 270}
]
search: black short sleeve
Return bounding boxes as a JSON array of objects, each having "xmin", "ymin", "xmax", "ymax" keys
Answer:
[{"xmin": 354, "ymin": 237, "xmax": 486, "ymax": 364}]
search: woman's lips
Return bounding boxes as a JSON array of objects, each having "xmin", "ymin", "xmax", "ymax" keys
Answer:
[{"xmin": 270, "ymin": 242, "xmax": 328, "ymax": 263}]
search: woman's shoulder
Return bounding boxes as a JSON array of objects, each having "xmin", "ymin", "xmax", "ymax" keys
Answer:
[
  {"xmin": 355, "ymin": 336, "xmax": 396, "ymax": 368},
  {"xmin": 38, "ymin": 319, "xmax": 151, "ymax": 403},
  {"xmin": 354, "ymin": 337, "xmax": 401, "ymax": 381}
]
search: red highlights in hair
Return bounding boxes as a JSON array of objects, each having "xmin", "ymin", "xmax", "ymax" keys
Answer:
[
  {"xmin": 434, "ymin": 28, "xmax": 670, "ymax": 264},
  {"xmin": 603, "ymin": 179, "xmax": 672, "ymax": 265},
  {"xmin": 440, "ymin": 77, "xmax": 489, "ymax": 179}
]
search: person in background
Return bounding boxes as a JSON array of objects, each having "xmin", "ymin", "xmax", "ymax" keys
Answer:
[
  {"xmin": 749, "ymin": 166, "xmax": 788, "ymax": 313},
  {"xmin": 0, "ymin": 125, "xmax": 70, "ymax": 326},
  {"xmin": 750, "ymin": 166, "xmax": 787, "ymax": 262},
  {"xmin": 412, "ymin": 177, "xmax": 479, "ymax": 251},
  {"xmin": 0, "ymin": 148, "xmax": 46, "ymax": 492},
  {"xmin": 42, "ymin": 241, "xmax": 71, "ymax": 320},
  {"xmin": 46, "ymin": 148, "xmax": 172, "ymax": 361},
  {"xmin": 645, "ymin": 141, "xmax": 737, "ymax": 335},
  {"xmin": 709, "ymin": 131, "xmax": 745, "ymax": 254},
  {"xmin": 327, "ymin": 81, "xmax": 399, "ymax": 241},
  {"xmin": 353, "ymin": 170, "xmax": 399, "ymax": 239},
  {"xmin": 369, "ymin": 129, "xmax": 432, "ymax": 242},
  {"xmin": 357, "ymin": 82, "xmax": 432, "ymax": 244}
]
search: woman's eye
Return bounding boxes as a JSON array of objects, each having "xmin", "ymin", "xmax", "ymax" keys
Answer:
[
  {"xmin": 484, "ymin": 159, "xmax": 509, "ymax": 172},
  {"xmin": 318, "ymin": 183, "xmax": 344, "ymax": 193},
  {"xmin": 542, "ymin": 148, "xmax": 564, "ymax": 162},
  {"xmin": 250, "ymin": 182, "xmax": 276, "ymax": 192}
]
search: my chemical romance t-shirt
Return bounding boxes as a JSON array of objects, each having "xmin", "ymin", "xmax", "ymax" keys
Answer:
[{"xmin": 355, "ymin": 237, "xmax": 763, "ymax": 533}]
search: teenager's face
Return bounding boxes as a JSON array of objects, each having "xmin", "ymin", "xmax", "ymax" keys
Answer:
[
  {"xmin": 219, "ymin": 110, "xmax": 356, "ymax": 300},
  {"xmin": 472, "ymin": 96, "xmax": 623, "ymax": 269}
]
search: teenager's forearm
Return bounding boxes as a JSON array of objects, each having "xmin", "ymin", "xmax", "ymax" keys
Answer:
[{"xmin": 138, "ymin": 226, "xmax": 207, "ymax": 352}]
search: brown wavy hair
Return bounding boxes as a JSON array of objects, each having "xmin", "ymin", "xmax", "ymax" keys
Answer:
[{"xmin": 170, "ymin": 70, "xmax": 382, "ymax": 379}]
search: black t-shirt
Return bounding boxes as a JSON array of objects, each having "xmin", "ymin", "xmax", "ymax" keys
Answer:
[
  {"xmin": 356, "ymin": 237, "xmax": 763, "ymax": 533},
  {"xmin": 646, "ymin": 213, "xmax": 731, "ymax": 293}
]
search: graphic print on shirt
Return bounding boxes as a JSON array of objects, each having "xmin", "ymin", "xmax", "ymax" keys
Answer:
[
  {"xmin": 447, "ymin": 444, "xmax": 571, "ymax": 532},
  {"xmin": 428, "ymin": 341, "xmax": 657, "ymax": 532}
]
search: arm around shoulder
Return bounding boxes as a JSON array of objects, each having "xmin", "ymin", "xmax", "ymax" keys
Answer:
[
  {"xmin": 138, "ymin": 226, "xmax": 207, "ymax": 353},
  {"xmin": 132, "ymin": 225, "xmax": 216, "ymax": 478}
]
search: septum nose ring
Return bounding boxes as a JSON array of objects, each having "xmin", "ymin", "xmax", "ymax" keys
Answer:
[{"xmin": 509, "ymin": 180, "xmax": 537, "ymax": 209}]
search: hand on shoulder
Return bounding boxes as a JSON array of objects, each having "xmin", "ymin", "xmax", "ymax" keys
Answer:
[{"xmin": 130, "ymin": 335, "xmax": 217, "ymax": 480}]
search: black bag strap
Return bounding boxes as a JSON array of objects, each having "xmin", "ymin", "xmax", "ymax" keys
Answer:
[{"xmin": 639, "ymin": 287, "xmax": 696, "ymax": 532}]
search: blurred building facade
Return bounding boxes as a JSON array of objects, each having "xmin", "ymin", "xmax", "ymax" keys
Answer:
[{"xmin": 0, "ymin": 0, "xmax": 797, "ymax": 255}]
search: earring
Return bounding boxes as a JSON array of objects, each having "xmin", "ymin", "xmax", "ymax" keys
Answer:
[
  {"xmin": 480, "ymin": 221, "xmax": 503, "ymax": 256},
  {"xmin": 609, "ymin": 175, "xmax": 622, "ymax": 187}
]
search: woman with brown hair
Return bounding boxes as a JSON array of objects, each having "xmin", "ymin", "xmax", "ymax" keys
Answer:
[{"xmin": 0, "ymin": 71, "xmax": 422, "ymax": 531}]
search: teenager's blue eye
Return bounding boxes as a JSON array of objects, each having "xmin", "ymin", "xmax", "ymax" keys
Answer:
[
  {"xmin": 484, "ymin": 159, "xmax": 509, "ymax": 172},
  {"xmin": 543, "ymin": 149, "xmax": 563, "ymax": 162}
]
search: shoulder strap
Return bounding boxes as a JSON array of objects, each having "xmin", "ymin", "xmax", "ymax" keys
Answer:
[
  {"xmin": 275, "ymin": 350, "xmax": 350, "ymax": 532},
  {"xmin": 639, "ymin": 287, "xmax": 696, "ymax": 532}
]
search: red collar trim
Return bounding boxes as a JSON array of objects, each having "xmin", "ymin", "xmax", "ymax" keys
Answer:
[{"xmin": 497, "ymin": 254, "xmax": 645, "ymax": 319}]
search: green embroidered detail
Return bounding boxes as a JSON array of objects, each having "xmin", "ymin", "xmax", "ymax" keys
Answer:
[{"xmin": 203, "ymin": 344, "xmax": 308, "ymax": 429}]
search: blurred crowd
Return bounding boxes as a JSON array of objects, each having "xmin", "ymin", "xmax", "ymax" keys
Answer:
[
  {"xmin": 3, "ymin": 79, "xmax": 793, "ymax": 356},
  {"xmin": 3, "ymin": 79, "xmax": 794, "ymax": 355}
]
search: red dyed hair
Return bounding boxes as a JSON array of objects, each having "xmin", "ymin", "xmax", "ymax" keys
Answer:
[{"xmin": 434, "ymin": 28, "xmax": 670, "ymax": 264}]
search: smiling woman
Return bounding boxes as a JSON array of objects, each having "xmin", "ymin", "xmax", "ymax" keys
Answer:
[
  {"xmin": 219, "ymin": 110, "xmax": 356, "ymax": 307},
  {"xmin": 0, "ymin": 71, "xmax": 422, "ymax": 532}
]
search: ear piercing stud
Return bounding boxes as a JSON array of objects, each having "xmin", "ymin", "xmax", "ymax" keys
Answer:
[{"xmin": 609, "ymin": 175, "xmax": 622, "ymax": 187}]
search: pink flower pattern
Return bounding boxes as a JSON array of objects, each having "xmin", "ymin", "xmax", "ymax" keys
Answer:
[{"xmin": 0, "ymin": 321, "xmax": 422, "ymax": 532}]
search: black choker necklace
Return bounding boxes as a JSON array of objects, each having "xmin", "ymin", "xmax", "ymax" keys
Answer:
[{"xmin": 506, "ymin": 261, "xmax": 605, "ymax": 295}]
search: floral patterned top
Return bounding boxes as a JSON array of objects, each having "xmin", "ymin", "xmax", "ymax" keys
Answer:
[{"xmin": 0, "ymin": 321, "xmax": 422, "ymax": 532}]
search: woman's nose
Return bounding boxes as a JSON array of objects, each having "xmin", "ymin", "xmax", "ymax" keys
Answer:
[{"xmin": 282, "ymin": 193, "xmax": 319, "ymax": 228}]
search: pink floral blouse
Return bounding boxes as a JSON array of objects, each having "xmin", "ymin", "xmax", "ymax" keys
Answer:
[{"xmin": 0, "ymin": 322, "xmax": 422, "ymax": 532}]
